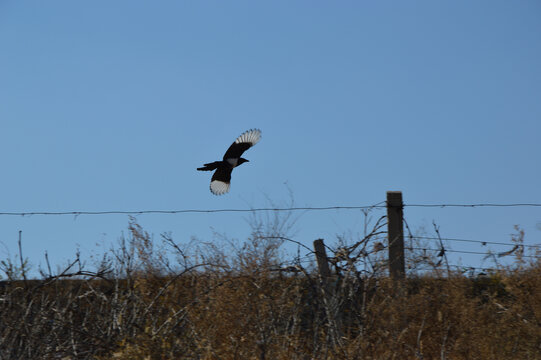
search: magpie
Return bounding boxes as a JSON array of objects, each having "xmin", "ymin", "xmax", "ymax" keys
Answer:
[{"xmin": 197, "ymin": 129, "xmax": 261, "ymax": 195}]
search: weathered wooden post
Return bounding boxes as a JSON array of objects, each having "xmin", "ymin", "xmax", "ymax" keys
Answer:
[
  {"xmin": 313, "ymin": 239, "xmax": 331, "ymax": 285},
  {"xmin": 313, "ymin": 238, "xmax": 343, "ymax": 346},
  {"xmin": 387, "ymin": 191, "xmax": 406, "ymax": 280}
]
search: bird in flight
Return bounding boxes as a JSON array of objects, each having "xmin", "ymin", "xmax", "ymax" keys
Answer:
[{"xmin": 197, "ymin": 129, "xmax": 262, "ymax": 195}]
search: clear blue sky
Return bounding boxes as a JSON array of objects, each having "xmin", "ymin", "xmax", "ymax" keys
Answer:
[{"xmin": 1, "ymin": 1, "xmax": 540, "ymax": 276}]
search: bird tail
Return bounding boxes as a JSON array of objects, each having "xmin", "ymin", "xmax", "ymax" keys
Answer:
[{"xmin": 197, "ymin": 161, "xmax": 221, "ymax": 171}]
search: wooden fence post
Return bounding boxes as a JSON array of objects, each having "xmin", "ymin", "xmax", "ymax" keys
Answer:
[
  {"xmin": 313, "ymin": 239, "xmax": 330, "ymax": 285},
  {"xmin": 313, "ymin": 239, "xmax": 343, "ymax": 345},
  {"xmin": 387, "ymin": 191, "xmax": 405, "ymax": 280}
]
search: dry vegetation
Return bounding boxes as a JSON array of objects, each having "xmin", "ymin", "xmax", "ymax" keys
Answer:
[{"xmin": 0, "ymin": 214, "xmax": 540, "ymax": 359}]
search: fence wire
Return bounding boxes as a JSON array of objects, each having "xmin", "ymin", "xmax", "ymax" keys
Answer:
[{"xmin": 1, "ymin": 202, "xmax": 540, "ymax": 217}]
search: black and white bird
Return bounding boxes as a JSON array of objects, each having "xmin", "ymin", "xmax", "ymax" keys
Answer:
[{"xmin": 197, "ymin": 129, "xmax": 261, "ymax": 195}]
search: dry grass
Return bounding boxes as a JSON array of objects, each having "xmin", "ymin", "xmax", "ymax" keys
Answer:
[{"xmin": 0, "ymin": 218, "xmax": 540, "ymax": 359}]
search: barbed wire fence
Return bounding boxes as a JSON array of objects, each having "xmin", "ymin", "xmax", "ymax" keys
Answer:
[
  {"xmin": 1, "ymin": 193, "xmax": 540, "ymax": 280},
  {"xmin": 1, "ymin": 202, "xmax": 540, "ymax": 217}
]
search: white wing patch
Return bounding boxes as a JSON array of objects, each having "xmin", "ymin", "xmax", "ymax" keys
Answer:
[
  {"xmin": 235, "ymin": 128, "xmax": 261, "ymax": 146},
  {"xmin": 210, "ymin": 180, "xmax": 231, "ymax": 195}
]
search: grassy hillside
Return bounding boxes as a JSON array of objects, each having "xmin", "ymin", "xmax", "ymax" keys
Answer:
[{"xmin": 1, "ymin": 219, "xmax": 539, "ymax": 359}]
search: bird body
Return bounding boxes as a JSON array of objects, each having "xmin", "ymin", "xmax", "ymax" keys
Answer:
[{"xmin": 197, "ymin": 129, "xmax": 261, "ymax": 195}]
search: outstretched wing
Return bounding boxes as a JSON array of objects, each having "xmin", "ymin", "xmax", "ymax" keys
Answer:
[
  {"xmin": 210, "ymin": 167, "xmax": 233, "ymax": 195},
  {"xmin": 222, "ymin": 129, "xmax": 262, "ymax": 160}
]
